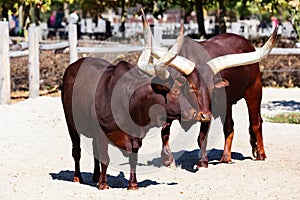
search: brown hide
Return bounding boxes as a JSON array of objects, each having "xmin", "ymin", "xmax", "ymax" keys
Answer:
[
  {"xmin": 161, "ymin": 33, "xmax": 266, "ymax": 168},
  {"xmin": 61, "ymin": 57, "xmax": 196, "ymax": 189}
]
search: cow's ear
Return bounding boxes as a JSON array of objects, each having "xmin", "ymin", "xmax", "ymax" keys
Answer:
[{"xmin": 214, "ymin": 78, "xmax": 230, "ymax": 88}]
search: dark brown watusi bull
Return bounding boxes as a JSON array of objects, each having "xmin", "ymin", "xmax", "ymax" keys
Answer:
[
  {"xmin": 146, "ymin": 18, "xmax": 277, "ymax": 168},
  {"xmin": 61, "ymin": 21, "xmax": 198, "ymax": 190}
]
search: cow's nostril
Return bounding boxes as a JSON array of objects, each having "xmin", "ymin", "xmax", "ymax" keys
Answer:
[
  {"xmin": 200, "ymin": 113, "xmax": 205, "ymax": 119},
  {"xmin": 198, "ymin": 112, "xmax": 211, "ymax": 122}
]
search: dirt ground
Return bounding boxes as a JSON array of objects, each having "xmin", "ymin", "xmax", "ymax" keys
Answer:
[{"xmin": 0, "ymin": 88, "xmax": 299, "ymax": 199}]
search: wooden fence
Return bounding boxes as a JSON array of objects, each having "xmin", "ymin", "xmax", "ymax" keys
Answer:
[
  {"xmin": 1, "ymin": 22, "xmax": 300, "ymax": 104},
  {"xmin": 0, "ymin": 22, "xmax": 10, "ymax": 104}
]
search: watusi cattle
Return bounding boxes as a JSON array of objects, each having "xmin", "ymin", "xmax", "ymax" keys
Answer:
[
  {"xmin": 142, "ymin": 11, "xmax": 278, "ymax": 169},
  {"xmin": 61, "ymin": 20, "xmax": 199, "ymax": 190}
]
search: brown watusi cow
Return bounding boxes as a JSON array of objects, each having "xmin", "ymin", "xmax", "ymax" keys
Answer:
[
  {"xmin": 142, "ymin": 11, "xmax": 277, "ymax": 169},
  {"xmin": 61, "ymin": 21, "xmax": 198, "ymax": 190}
]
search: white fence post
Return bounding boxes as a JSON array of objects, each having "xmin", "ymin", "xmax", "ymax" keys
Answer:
[
  {"xmin": 152, "ymin": 26, "xmax": 164, "ymax": 64},
  {"xmin": 28, "ymin": 24, "xmax": 40, "ymax": 98},
  {"xmin": 0, "ymin": 22, "xmax": 11, "ymax": 104},
  {"xmin": 153, "ymin": 26, "xmax": 163, "ymax": 47},
  {"xmin": 68, "ymin": 24, "xmax": 78, "ymax": 64}
]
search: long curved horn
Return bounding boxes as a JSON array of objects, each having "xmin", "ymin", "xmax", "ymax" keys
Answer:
[
  {"xmin": 207, "ymin": 25, "xmax": 278, "ymax": 74},
  {"xmin": 138, "ymin": 8, "xmax": 186, "ymax": 79},
  {"xmin": 137, "ymin": 9, "xmax": 154, "ymax": 76}
]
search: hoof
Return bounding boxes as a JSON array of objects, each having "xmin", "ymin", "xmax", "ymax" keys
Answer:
[
  {"xmin": 194, "ymin": 160, "xmax": 208, "ymax": 169},
  {"xmin": 98, "ymin": 183, "xmax": 109, "ymax": 190},
  {"xmin": 127, "ymin": 184, "xmax": 139, "ymax": 190},
  {"xmin": 73, "ymin": 176, "xmax": 83, "ymax": 184},
  {"xmin": 194, "ymin": 156, "xmax": 209, "ymax": 169},
  {"xmin": 220, "ymin": 155, "xmax": 232, "ymax": 163},
  {"xmin": 161, "ymin": 149, "xmax": 174, "ymax": 167},
  {"xmin": 199, "ymin": 161, "xmax": 209, "ymax": 168},
  {"xmin": 162, "ymin": 158, "xmax": 174, "ymax": 167},
  {"xmin": 255, "ymin": 153, "xmax": 266, "ymax": 161}
]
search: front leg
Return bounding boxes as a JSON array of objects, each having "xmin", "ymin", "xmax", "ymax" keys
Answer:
[
  {"xmin": 195, "ymin": 122, "xmax": 210, "ymax": 169},
  {"xmin": 128, "ymin": 153, "xmax": 138, "ymax": 190},
  {"xmin": 161, "ymin": 122, "xmax": 175, "ymax": 167},
  {"xmin": 220, "ymin": 106, "xmax": 234, "ymax": 163},
  {"xmin": 98, "ymin": 163, "xmax": 109, "ymax": 190},
  {"xmin": 220, "ymin": 131, "xmax": 234, "ymax": 163},
  {"xmin": 92, "ymin": 138, "xmax": 100, "ymax": 182},
  {"xmin": 92, "ymin": 157, "xmax": 100, "ymax": 183}
]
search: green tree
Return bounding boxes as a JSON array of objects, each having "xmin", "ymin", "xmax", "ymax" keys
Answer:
[
  {"xmin": 255, "ymin": 0, "xmax": 299, "ymax": 40},
  {"xmin": 1, "ymin": 0, "xmax": 54, "ymax": 28}
]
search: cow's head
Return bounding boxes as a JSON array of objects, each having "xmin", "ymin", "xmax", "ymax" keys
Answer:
[{"xmin": 136, "ymin": 9, "xmax": 197, "ymax": 122}]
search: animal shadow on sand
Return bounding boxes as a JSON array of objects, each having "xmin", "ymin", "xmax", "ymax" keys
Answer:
[
  {"xmin": 262, "ymin": 100, "xmax": 300, "ymax": 112},
  {"xmin": 50, "ymin": 149, "xmax": 251, "ymax": 187},
  {"xmin": 50, "ymin": 171, "xmax": 176, "ymax": 189},
  {"xmin": 147, "ymin": 148, "xmax": 252, "ymax": 172}
]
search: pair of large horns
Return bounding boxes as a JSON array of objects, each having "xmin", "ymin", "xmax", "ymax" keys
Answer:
[
  {"xmin": 137, "ymin": 9, "xmax": 184, "ymax": 79},
  {"xmin": 140, "ymin": 8, "xmax": 277, "ymax": 75}
]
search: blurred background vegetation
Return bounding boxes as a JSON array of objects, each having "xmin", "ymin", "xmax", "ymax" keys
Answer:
[{"xmin": 0, "ymin": 0, "xmax": 299, "ymax": 40}]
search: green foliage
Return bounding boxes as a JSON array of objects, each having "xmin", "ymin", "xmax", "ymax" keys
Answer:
[
  {"xmin": 152, "ymin": 0, "xmax": 167, "ymax": 18},
  {"xmin": 265, "ymin": 112, "xmax": 300, "ymax": 124},
  {"xmin": 254, "ymin": 0, "xmax": 300, "ymax": 40},
  {"xmin": 288, "ymin": 0, "xmax": 300, "ymax": 41},
  {"xmin": 1, "ymin": 0, "xmax": 299, "ymax": 40},
  {"xmin": 1, "ymin": 0, "xmax": 53, "ymax": 14}
]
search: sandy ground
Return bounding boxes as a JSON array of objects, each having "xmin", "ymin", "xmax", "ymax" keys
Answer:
[{"xmin": 0, "ymin": 88, "xmax": 299, "ymax": 199}]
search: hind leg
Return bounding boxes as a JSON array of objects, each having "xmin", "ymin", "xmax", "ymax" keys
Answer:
[
  {"xmin": 95, "ymin": 135, "xmax": 110, "ymax": 190},
  {"xmin": 161, "ymin": 121, "xmax": 175, "ymax": 167},
  {"xmin": 195, "ymin": 122, "xmax": 210, "ymax": 168},
  {"xmin": 244, "ymin": 83, "xmax": 266, "ymax": 160},
  {"xmin": 220, "ymin": 106, "xmax": 234, "ymax": 163},
  {"xmin": 67, "ymin": 122, "xmax": 83, "ymax": 183}
]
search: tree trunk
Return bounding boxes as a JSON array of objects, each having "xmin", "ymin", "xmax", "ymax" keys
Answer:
[
  {"xmin": 1, "ymin": 5, "xmax": 9, "ymax": 21},
  {"xmin": 195, "ymin": 0, "xmax": 206, "ymax": 38},
  {"xmin": 219, "ymin": 0, "xmax": 226, "ymax": 33},
  {"xmin": 120, "ymin": 0, "xmax": 126, "ymax": 38},
  {"xmin": 34, "ymin": 5, "xmax": 40, "ymax": 25},
  {"xmin": 23, "ymin": 4, "xmax": 31, "ymax": 28}
]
